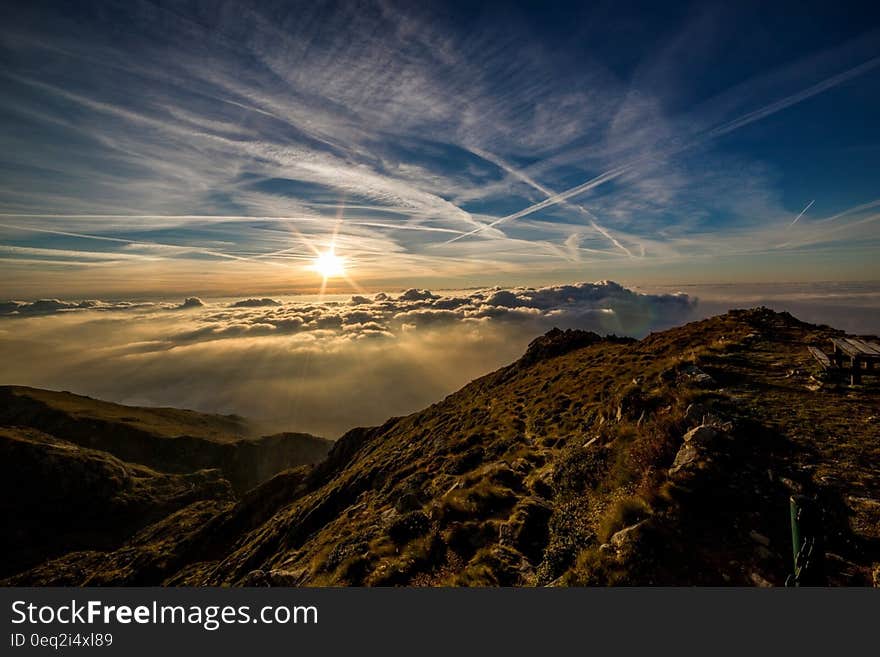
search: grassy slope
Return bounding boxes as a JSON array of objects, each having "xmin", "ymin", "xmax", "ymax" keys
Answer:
[
  {"xmin": 0, "ymin": 386, "xmax": 333, "ymax": 492},
  {"xmin": 6, "ymin": 309, "xmax": 879, "ymax": 586},
  {"xmin": 0, "ymin": 386, "xmax": 249, "ymax": 440}
]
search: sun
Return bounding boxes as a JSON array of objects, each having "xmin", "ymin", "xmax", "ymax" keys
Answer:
[{"xmin": 312, "ymin": 249, "xmax": 345, "ymax": 279}]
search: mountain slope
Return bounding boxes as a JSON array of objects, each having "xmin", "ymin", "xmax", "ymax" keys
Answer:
[
  {"xmin": 0, "ymin": 386, "xmax": 250, "ymax": 439},
  {"xmin": 0, "ymin": 426, "xmax": 233, "ymax": 578},
  {"xmin": 0, "ymin": 386, "xmax": 332, "ymax": 491},
  {"xmin": 5, "ymin": 309, "xmax": 879, "ymax": 586}
]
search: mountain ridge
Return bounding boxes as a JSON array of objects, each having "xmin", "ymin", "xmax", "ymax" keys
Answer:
[{"xmin": 0, "ymin": 386, "xmax": 332, "ymax": 492}]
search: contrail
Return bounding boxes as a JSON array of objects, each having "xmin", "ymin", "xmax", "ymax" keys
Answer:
[
  {"xmin": 445, "ymin": 55, "xmax": 880, "ymax": 244},
  {"xmin": 445, "ymin": 162, "xmax": 632, "ymax": 244},
  {"xmin": 0, "ymin": 222, "xmax": 283, "ymax": 266},
  {"xmin": 816, "ymin": 198, "xmax": 880, "ymax": 223},
  {"xmin": 789, "ymin": 199, "xmax": 815, "ymax": 226},
  {"xmin": 467, "ymin": 146, "xmax": 633, "ymax": 257}
]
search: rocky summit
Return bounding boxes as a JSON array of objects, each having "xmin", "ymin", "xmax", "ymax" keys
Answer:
[{"xmin": 3, "ymin": 309, "xmax": 879, "ymax": 586}]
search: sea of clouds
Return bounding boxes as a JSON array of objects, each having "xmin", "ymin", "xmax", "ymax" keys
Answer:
[{"xmin": 0, "ymin": 281, "xmax": 696, "ymax": 438}]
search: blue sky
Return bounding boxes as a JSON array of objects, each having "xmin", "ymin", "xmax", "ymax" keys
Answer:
[{"xmin": 1, "ymin": 0, "xmax": 879, "ymax": 297}]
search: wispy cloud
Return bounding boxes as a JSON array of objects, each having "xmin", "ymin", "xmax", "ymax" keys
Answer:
[
  {"xmin": 0, "ymin": 1, "xmax": 878, "ymax": 295},
  {"xmin": 446, "ymin": 55, "xmax": 880, "ymax": 243}
]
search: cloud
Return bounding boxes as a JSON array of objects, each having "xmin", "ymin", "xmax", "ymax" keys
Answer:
[
  {"xmin": 0, "ymin": 281, "xmax": 696, "ymax": 438},
  {"xmin": 146, "ymin": 281, "xmax": 695, "ymax": 345},
  {"xmin": 397, "ymin": 289, "xmax": 439, "ymax": 302},
  {"xmin": 1, "ymin": 1, "xmax": 878, "ymax": 296},
  {"xmin": 178, "ymin": 297, "xmax": 205, "ymax": 309},
  {"xmin": 0, "ymin": 298, "xmax": 154, "ymax": 315},
  {"xmin": 3, "ymin": 279, "xmax": 879, "ymax": 438},
  {"xmin": 230, "ymin": 298, "xmax": 282, "ymax": 308}
]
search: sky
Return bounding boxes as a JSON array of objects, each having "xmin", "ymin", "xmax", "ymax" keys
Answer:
[{"xmin": 0, "ymin": 0, "xmax": 879, "ymax": 298}]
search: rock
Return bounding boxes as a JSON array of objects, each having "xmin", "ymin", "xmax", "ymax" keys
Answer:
[
  {"xmin": 669, "ymin": 443, "xmax": 703, "ymax": 476},
  {"xmin": 749, "ymin": 572, "xmax": 773, "ymax": 587},
  {"xmin": 683, "ymin": 425, "xmax": 722, "ymax": 446},
  {"xmin": 610, "ymin": 520, "xmax": 647, "ymax": 549},
  {"xmin": 679, "ymin": 364, "xmax": 715, "ymax": 387},
  {"xmin": 668, "ymin": 424, "xmax": 733, "ymax": 481},
  {"xmin": 873, "ymin": 564, "xmax": 880, "ymax": 588},
  {"xmin": 240, "ymin": 569, "xmax": 270, "ymax": 586},
  {"xmin": 266, "ymin": 569, "xmax": 308, "ymax": 586}
]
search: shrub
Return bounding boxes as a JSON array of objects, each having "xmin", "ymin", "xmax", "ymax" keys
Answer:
[
  {"xmin": 553, "ymin": 444, "xmax": 608, "ymax": 496},
  {"xmin": 437, "ymin": 483, "xmax": 518, "ymax": 521},
  {"xmin": 598, "ymin": 496, "xmax": 651, "ymax": 542}
]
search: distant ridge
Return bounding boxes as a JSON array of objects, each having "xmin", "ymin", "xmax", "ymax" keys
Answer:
[{"xmin": 0, "ymin": 386, "xmax": 332, "ymax": 492}]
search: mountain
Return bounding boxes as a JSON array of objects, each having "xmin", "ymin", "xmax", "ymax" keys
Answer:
[
  {"xmin": 0, "ymin": 426, "xmax": 234, "ymax": 578},
  {"xmin": 4, "ymin": 309, "xmax": 879, "ymax": 586},
  {"xmin": 0, "ymin": 386, "xmax": 332, "ymax": 492}
]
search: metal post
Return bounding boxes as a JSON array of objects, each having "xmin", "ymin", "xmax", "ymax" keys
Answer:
[
  {"xmin": 787, "ymin": 495, "xmax": 826, "ymax": 586},
  {"xmin": 789, "ymin": 496, "xmax": 801, "ymax": 569}
]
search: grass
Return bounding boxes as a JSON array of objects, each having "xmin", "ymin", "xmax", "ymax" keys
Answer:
[
  {"xmin": 1, "ymin": 385, "xmax": 249, "ymax": 440},
  {"xmin": 597, "ymin": 496, "xmax": 652, "ymax": 542}
]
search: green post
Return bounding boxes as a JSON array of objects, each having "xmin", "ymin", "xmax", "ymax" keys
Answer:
[
  {"xmin": 789, "ymin": 496, "xmax": 801, "ymax": 571},
  {"xmin": 788, "ymin": 495, "xmax": 826, "ymax": 586}
]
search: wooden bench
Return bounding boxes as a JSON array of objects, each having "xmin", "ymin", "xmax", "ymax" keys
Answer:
[
  {"xmin": 831, "ymin": 337, "xmax": 880, "ymax": 384},
  {"xmin": 807, "ymin": 346, "xmax": 832, "ymax": 370}
]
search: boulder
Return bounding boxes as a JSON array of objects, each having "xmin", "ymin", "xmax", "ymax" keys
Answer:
[
  {"xmin": 610, "ymin": 520, "xmax": 647, "ymax": 549},
  {"xmin": 668, "ymin": 424, "xmax": 731, "ymax": 481},
  {"xmin": 683, "ymin": 425, "xmax": 722, "ymax": 446},
  {"xmin": 669, "ymin": 443, "xmax": 703, "ymax": 476},
  {"xmin": 679, "ymin": 364, "xmax": 716, "ymax": 387}
]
